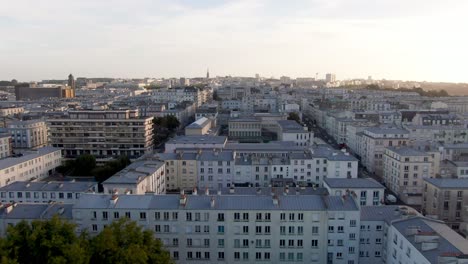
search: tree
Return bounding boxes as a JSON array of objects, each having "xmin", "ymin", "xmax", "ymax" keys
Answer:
[
  {"xmin": 287, "ymin": 112, "xmax": 301, "ymax": 124},
  {"xmin": 165, "ymin": 116, "xmax": 180, "ymax": 131},
  {"xmin": 90, "ymin": 219, "xmax": 173, "ymax": 264},
  {"xmin": 92, "ymin": 156, "xmax": 132, "ymax": 183},
  {"xmin": 73, "ymin": 154, "xmax": 96, "ymax": 176},
  {"xmin": 0, "ymin": 216, "xmax": 89, "ymax": 264}
]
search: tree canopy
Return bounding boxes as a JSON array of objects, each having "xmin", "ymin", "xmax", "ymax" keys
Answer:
[
  {"xmin": 287, "ymin": 112, "xmax": 301, "ymax": 124},
  {"xmin": 0, "ymin": 217, "xmax": 173, "ymax": 264}
]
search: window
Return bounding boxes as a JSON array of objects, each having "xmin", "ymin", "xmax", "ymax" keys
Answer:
[
  {"xmin": 155, "ymin": 212, "xmax": 160, "ymax": 220},
  {"xmin": 218, "ymin": 252, "xmax": 224, "ymax": 260},
  {"xmin": 376, "ymin": 225, "xmax": 382, "ymax": 231},
  {"xmin": 280, "ymin": 213, "xmax": 286, "ymax": 221},
  {"xmin": 349, "ymin": 247, "xmax": 355, "ymax": 254},
  {"xmin": 338, "ymin": 226, "xmax": 344, "ymax": 233},
  {"xmin": 218, "ymin": 239, "xmax": 224, "ymax": 248},
  {"xmin": 265, "ymin": 226, "xmax": 271, "ymax": 234},
  {"xmin": 102, "ymin": 212, "xmax": 108, "ymax": 220},
  {"xmin": 243, "ymin": 226, "xmax": 249, "ymax": 234},
  {"xmin": 217, "ymin": 213, "xmax": 224, "ymax": 221},
  {"xmin": 312, "ymin": 226, "xmax": 319, "ymax": 235},
  {"xmin": 350, "ymin": 220, "xmax": 356, "ymax": 227},
  {"xmin": 186, "ymin": 212, "xmax": 192, "ymax": 221},
  {"xmin": 312, "ymin": 239, "xmax": 318, "ymax": 248},
  {"xmin": 298, "ymin": 226, "xmax": 304, "ymax": 235},
  {"xmin": 328, "ymin": 226, "xmax": 334, "ymax": 233},
  {"xmin": 337, "ymin": 252, "xmax": 343, "ymax": 259},
  {"xmin": 140, "ymin": 212, "xmax": 146, "ymax": 220},
  {"xmin": 114, "ymin": 212, "xmax": 119, "ymax": 219},
  {"xmin": 280, "ymin": 239, "xmax": 285, "ymax": 247},
  {"xmin": 125, "ymin": 212, "xmax": 131, "ymax": 218},
  {"xmin": 218, "ymin": 226, "xmax": 224, "ymax": 234}
]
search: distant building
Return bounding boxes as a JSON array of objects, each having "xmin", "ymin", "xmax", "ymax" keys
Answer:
[
  {"xmin": 185, "ymin": 117, "xmax": 213, "ymax": 136},
  {"xmin": 67, "ymin": 73, "xmax": 76, "ymax": 90},
  {"xmin": 326, "ymin": 73, "xmax": 336, "ymax": 83},
  {"xmin": 5, "ymin": 120, "xmax": 48, "ymax": 149},
  {"xmin": 48, "ymin": 110, "xmax": 153, "ymax": 160},
  {"xmin": 0, "ymin": 107, "xmax": 24, "ymax": 117},
  {"xmin": 0, "ymin": 133, "xmax": 11, "ymax": 159},
  {"xmin": 324, "ymin": 178, "xmax": 385, "ymax": 206},
  {"xmin": 15, "ymin": 76, "xmax": 75, "ymax": 100}
]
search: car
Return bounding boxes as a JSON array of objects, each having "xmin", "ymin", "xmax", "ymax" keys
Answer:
[{"xmin": 386, "ymin": 194, "xmax": 397, "ymax": 203}]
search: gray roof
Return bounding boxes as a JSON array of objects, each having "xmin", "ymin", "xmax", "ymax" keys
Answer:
[
  {"xmin": 312, "ymin": 146, "xmax": 358, "ymax": 161},
  {"xmin": 364, "ymin": 127, "xmax": 409, "ymax": 135},
  {"xmin": 225, "ymin": 141, "xmax": 305, "ymax": 152},
  {"xmin": 386, "ymin": 147, "xmax": 429, "ymax": 156},
  {"xmin": 0, "ymin": 181, "xmax": 97, "ymax": 192},
  {"xmin": 186, "ymin": 117, "xmax": 210, "ymax": 129},
  {"xmin": 0, "ymin": 147, "xmax": 61, "ymax": 170},
  {"xmin": 277, "ymin": 120, "xmax": 306, "ymax": 132},
  {"xmin": 324, "ymin": 178, "xmax": 384, "ymax": 189},
  {"xmin": 167, "ymin": 136, "xmax": 227, "ymax": 145},
  {"xmin": 74, "ymin": 193, "xmax": 359, "ymax": 211},
  {"xmin": 103, "ymin": 160, "xmax": 164, "ymax": 185},
  {"xmin": 198, "ymin": 151, "xmax": 234, "ymax": 161},
  {"xmin": 360, "ymin": 205, "xmax": 417, "ymax": 224},
  {"xmin": 392, "ymin": 217, "xmax": 468, "ymax": 263},
  {"xmin": 424, "ymin": 178, "xmax": 468, "ymax": 189},
  {"xmin": 0, "ymin": 203, "xmax": 73, "ymax": 220}
]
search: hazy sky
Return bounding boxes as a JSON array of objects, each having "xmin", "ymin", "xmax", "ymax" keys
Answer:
[{"xmin": 1, "ymin": 0, "xmax": 467, "ymax": 82}]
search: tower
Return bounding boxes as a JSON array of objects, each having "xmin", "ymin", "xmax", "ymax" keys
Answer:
[
  {"xmin": 206, "ymin": 68, "xmax": 210, "ymax": 79},
  {"xmin": 67, "ymin": 74, "xmax": 75, "ymax": 90}
]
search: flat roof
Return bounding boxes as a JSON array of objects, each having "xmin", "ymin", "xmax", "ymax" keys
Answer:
[
  {"xmin": 0, "ymin": 203, "xmax": 73, "ymax": 220},
  {"xmin": 324, "ymin": 178, "xmax": 384, "ymax": 189},
  {"xmin": 103, "ymin": 160, "xmax": 164, "ymax": 185},
  {"xmin": 386, "ymin": 147, "xmax": 429, "ymax": 156},
  {"xmin": 167, "ymin": 136, "xmax": 227, "ymax": 145}
]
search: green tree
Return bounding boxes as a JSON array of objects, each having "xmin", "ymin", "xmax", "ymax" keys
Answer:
[
  {"xmin": 90, "ymin": 219, "xmax": 173, "ymax": 264},
  {"xmin": 287, "ymin": 112, "xmax": 301, "ymax": 124},
  {"xmin": 165, "ymin": 116, "xmax": 180, "ymax": 131},
  {"xmin": 0, "ymin": 216, "xmax": 89, "ymax": 264},
  {"xmin": 73, "ymin": 154, "xmax": 96, "ymax": 176}
]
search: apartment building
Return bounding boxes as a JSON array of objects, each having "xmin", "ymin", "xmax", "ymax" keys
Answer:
[
  {"xmin": 164, "ymin": 136, "xmax": 227, "ymax": 153},
  {"xmin": 228, "ymin": 118, "xmax": 262, "ymax": 140},
  {"xmin": 48, "ymin": 110, "xmax": 153, "ymax": 160},
  {"xmin": 0, "ymin": 133, "xmax": 11, "ymax": 159},
  {"xmin": 0, "ymin": 106, "xmax": 24, "ymax": 117},
  {"xmin": 185, "ymin": 117, "xmax": 213, "ymax": 136},
  {"xmin": 5, "ymin": 120, "xmax": 48, "ymax": 149},
  {"xmin": 422, "ymin": 178, "xmax": 468, "ymax": 230},
  {"xmin": 72, "ymin": 192, "xmax": 360, "ymax": 264},
  {"xmin": 383, "ymin": 147, "xmax": 432, "ymax": 205},
  {"xmin": 385, "ymin": 217, "xmax": 468, "ymax": 264},
  {"xmin": 324, "ymin": 178, "xmax": 385, "ymax": 206},
  {"xmin": 158, "ymin": 152, "xmax": 198, "ymax": 190},
  {"xmin": 358, "ymin": 127, "xmax": 409, "ymax": 177},
  {"xmin": 276, "ymin": 120, "xmax": 313, "ymax": 146},
  {"xmin": 0, "ymin": 203, "xmax": 73, "ymax": 236},
  {"xmin": 0, "ymin": 181, "xmax": 97, "ymax": 204},
  {"xmin": 0, "ymin": 147, "xmax": 62, "ymax": 188},
  {"xmin": 102, "ymin": 160, "xmax": 166, "ymax": 195}
]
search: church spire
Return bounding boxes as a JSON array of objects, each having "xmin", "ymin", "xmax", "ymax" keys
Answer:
[{"xmin": 206, "ymin": 68, "xmax": 210, "ymax": 79}]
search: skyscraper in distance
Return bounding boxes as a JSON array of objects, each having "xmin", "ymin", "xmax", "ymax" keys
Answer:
[{"xmin": 325, "ymin": 73, "xmax": 336, "ymax": 83}]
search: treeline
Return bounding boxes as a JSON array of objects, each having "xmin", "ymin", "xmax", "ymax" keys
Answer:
[
  {"xmin": 365, "ymin": 84, "xmax": 449, "ymax": 97},
  {"xmin": 56, "ymin": 155, "xmax": 131, "ymax": 182},
  {"xmin": 0, "ymin": 217, "xmax": 173, "ymax": 264},
  {"xmin": 153, "ymin": 116, "xmax": 180, "ymax": 147}
]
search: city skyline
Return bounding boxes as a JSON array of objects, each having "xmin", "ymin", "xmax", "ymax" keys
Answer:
[{"xmin": 1, "ymin": 0, "xmax": 468, "ymax": 82}]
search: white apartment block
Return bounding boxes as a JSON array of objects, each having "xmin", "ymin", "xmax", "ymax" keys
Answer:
[
  {"xmin": 0, "ymin": 133, "xmax": 11, "ymax": 159},
  {"xmin": 158, "ymin": 152, "xmax": 199, "ymax": 190},
  {"xmin": 276, "ymin": 120, "xmax": 313, "ymax": 147},
  {"xmin": 383, "ymin": 147, "xmax": 432, "ymax": 205},
  {"xmin": 324, "ymin": 178, "xmax": 385, "ymax": 206},
  {"xmin": 0, "ymin": 180, "xmax": 97, "ymax": 204},
  {"xmin": 72, "ymin": 192, "xmax": 361, "ymax": 264},
  {"xmin": 48, "ymin": 110, "xmax": 153, "ymax": 160},
  {"xmin": 358, "ymin": 127, "xmax": 409, "ymax": 177},
  {"xmin": 0, "ymin": 147, "xmax": 62, "ymax": 187},
  {"xmin": 6, "ymin": 120, "xmax": 48, "ymax": 149},
  {"xmin": 102, "ymin": 160, "xmax": 166, "ymax": 195},
  {"xmin": 0, "ymin": 107, "xmax": 24, "ymax": 117}
]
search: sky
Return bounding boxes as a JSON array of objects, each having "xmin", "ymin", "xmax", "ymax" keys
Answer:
[{"xmin": 1, "ymin": 0, "xmax": 467, "ymax": 82}]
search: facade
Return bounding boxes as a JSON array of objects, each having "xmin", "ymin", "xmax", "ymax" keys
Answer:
[
  {"xmin": 5, "ymin": 120, "xmax": 48, "ymax": 149},
  {"xmin": 422, "ymin": 178, "xmax": 468, "ymax": 231},
  {"xmin": 102, "ymin": 160, "xmax": 166, "ymax": 195},
  {"xmin": 359, "ymin": 127, "xmax": 409, "ymax": 177},
  {"xmin": 72, "ymin": 192, "xmax": 360, "ymax": 264},
  {"xmin": 276, "ymin": 120, "xmax": 313, "ymax": 146},
  {"xmin": 0, "ymin": 181, "xmax": 97, "ymax": 204},
  {"xmin": 324, "ymin": 178, "xmax": 385, "ymax": 206},
  {"xmin": 228, "ymin": 118, "xmax": 262, "ymax": 140},
  {"xmin": 185, "ymin": 117, "xmax": 213, "ymax": 136},
  {"xmin": 0, "ymin": 133, "xmax": 11, "ymax": 159},
  {"xmin": 48, "ymin": 110, "xmax": 153, "ymax": 160},
  {"xmin": 164, "ymin": 136, "xmax": 227, "ymax": 153},
  {"xmin": 383, "ymin": 147, "xmax": 432, "ymax": 205},
  {"xmin": 15, "ymin": 84, "xmax": 75, "ymax": 100},
  {"xmin": 0, "ymin": 107, "xmax": 24, "ymax": 117},
  {"xmin": 0, "ymin": 147, "xmax": 62, "ymax": 188}
]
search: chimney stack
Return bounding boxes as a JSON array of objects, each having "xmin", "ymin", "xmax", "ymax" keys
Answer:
[{"xmin": 210, "ymin": 197, "xmax": 215, "ymax": 208}]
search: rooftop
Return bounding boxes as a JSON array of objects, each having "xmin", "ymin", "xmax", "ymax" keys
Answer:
[
  {"xmin": 0, "ymin": 203, "xmax": 73, "ymax": 220},
  {"xmin": 324, "ymin": 178, "xmax": 384, "ymax": 189},
  {"xmin": 386, "ymin": 147, "xmax": 429, "ymax": 157},
  {"xmin": 186, "ymin": 117, "xmax": 210, "ymax": 129},
  {"xmin": 424, "ymin": 178, "xmax": 468, "ymax": 189},
  {"xmin": 0, "ymin": 181, "xmax": 97, "ymax": 192},
  {"xmin": 74, "ymin": 193, "xmax": 359, "ymax": 211},
  {"xmin": 360, "ymin": 205, "xmax": 418, "ymax": 224},
  {"xmin": 0, "ymin": 147, "xmax": 61, "ymax": 170},
  {"xmin": 277, "ymin": 120, "xmax": 306, "ymax": 132},
  {"xmin": 103, "ymin": 160, "xmax": 165, "ymax": 185},
  {"xmin": 167, "ymin": 135, "xmax": 227, "ymax": 145}
]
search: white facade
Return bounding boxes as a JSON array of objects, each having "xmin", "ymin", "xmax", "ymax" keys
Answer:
[
  {"xmin": 324, "ymin": 178, "xmax": 385, "ymax": 206},
  {"xmin": 0, "ymin": 147, "xmax": 62, "ymax": 188},
  {"xmin": 0, "ymin": 133, "xmax": 11, "ymax": 159},
  {"xmin": 102, "ymin": 160, "xmax": 166, "ymax": 195},
  {"xmin": 6, "ymin": 120, "xmax": 48, "ymax": 149}
]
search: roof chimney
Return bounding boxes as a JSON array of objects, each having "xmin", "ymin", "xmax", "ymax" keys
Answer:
[
  {"xmin": 110, "ymin": 195, "xmax": 119, "ymax": 206},
  {"xmin": 229, "ymin": 186, "xmax": 235, "ymax": 194},
  {"xmin": 193, "ymin": 187, "xmax": 198, "ymax": 195},
  {"xmin": 5, "ymin": 204, "xmax": 13, "ymax": 214},
  {"xmin": 179, "ymin": 194, "xmax": 187, "ymax": 206},
  {"xmin": 210, "ymin": 197, "xmax": 215, "ymax": 208},
  {"xmin": 273, "ymin": 195, "xmax": 279, "ymax": 206},
  {"xmin": 205, "ymin": 187, "xmax": 209, "ymax": 196}
]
